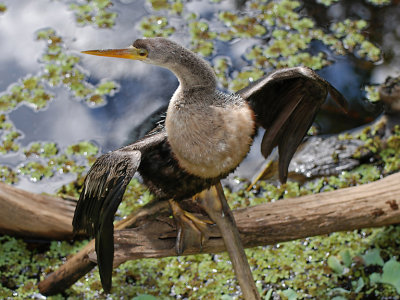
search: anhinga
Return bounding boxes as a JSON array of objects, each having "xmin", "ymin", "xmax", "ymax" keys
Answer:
[{"xmin": 73, "ymin": 37, "xmax": 347, "ymax": 298}]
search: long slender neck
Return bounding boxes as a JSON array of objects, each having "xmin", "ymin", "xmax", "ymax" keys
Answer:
[
  {"xmin": 161, "ymin": 40, "xmax": 255, "ymax": 179},
  {"xmin": 165, "ymin": 48, "xmax": 217, "ymax": 92}
]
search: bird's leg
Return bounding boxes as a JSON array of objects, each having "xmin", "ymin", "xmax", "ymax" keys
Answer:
[
  {"xmin": 195, "ymin": 182, "xmax": 261, "ymax": 300},
  {"xmin": 168, "ymin": 199, "xmax": 213, "ymax": 255}
]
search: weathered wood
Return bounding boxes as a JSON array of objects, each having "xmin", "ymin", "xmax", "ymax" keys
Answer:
[
  {"xmin": 39, "ymin": 172, "xmax": 400, "ymax": 295},
  {"xmin": 113, "ymin": 172, "xmax": 400, "ymax": 263},
  {"xmin": 0, "ymin": 182, "xmax": 75, "ymax": 239}
]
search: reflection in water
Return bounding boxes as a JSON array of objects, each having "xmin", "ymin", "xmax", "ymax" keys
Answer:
[{"xmin": 0, "ymin": 0, "xmax": 398, "ymax": 193}]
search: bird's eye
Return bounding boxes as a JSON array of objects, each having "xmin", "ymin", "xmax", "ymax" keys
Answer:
[{"xmin": 139, "ymin": 49, "xmax": 148, "ymax": 57}]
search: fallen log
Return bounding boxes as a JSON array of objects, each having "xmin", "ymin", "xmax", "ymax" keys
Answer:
[
  {"xmin": 39, "ymin": 172, "xmax": 400, "ymax": 295},
  {"xmin": 0, "ymin": 182, "xmax": 75, "ymax": 239}
]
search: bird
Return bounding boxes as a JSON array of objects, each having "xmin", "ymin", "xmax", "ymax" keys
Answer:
[{"xmin": 72, "ymin": 37, "xmax": 347, "ymax": 294}]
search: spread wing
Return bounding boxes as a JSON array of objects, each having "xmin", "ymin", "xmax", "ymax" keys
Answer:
[
  {"xmin": 238, "ymin": 67, "xmax": 347, "ymax": 183},
  {"xmin": 72, "ymin": 130, "xmax": 166, "ymax": 293}
]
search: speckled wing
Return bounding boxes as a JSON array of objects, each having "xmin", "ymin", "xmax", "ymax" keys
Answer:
[
  {"xmin": 238, "ymin": 67, "xmax": 347, "ymax": 183},
  {"xmin": 72, "ymin": 130, "xmax": 166, "ymax": 293}
]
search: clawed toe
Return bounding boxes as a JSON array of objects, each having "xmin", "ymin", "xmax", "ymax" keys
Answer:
[{"xmin": 168, "ymin": 199, "xmax": 213, "ymax": 255}]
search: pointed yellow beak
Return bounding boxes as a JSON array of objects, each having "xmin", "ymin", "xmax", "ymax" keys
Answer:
[{"xmin": 81, "ymin": 47, "xmax": 148, "ymax": 60}]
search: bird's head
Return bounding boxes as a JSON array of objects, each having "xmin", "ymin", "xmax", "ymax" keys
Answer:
[
  {"xmin": 82, "ymin": 37, "xmax": 216, "ymax": 89},
  {"xmin": 81, "ymin": 37, "xmax": 184, "ymax": 67}
]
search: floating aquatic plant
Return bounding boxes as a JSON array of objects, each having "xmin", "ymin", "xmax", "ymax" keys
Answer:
[
  {"xmin": 24, "ymin": 142, "xmax": 58, "ymax": 158},
  {"xmin": 0, "ymin": 236, "xmax": 87, "ymax": 299},
  {"xmin": 0, "ymin": 76, "xmax": 53, "ymax": 112},
  {"xmin": 229, "ymin": 68, "xmax": 264, "ymax": 92},
  {"xmin": 213, "ymin": 57, "xmax": 231, "ymax": 89},
  {"xmin": 148, "ymin": 0, "xmax": 183, "ymax": 15},
  {"xmin": 0, "ymin": 165, "xmax": 18, "ymax": 184},
  {"xmin": 188, "ymin": 20, "xmax": 217, "ymax": 56},
  {"xmin": 331, "ymin": 19, "xmax": 381, "ymax": 62},
  {"xmin": 0, "ymin": 131, "xmax": 21, "ymax": 154},
  {"xmin": 217, "ymin": 12, "xmax": 266, "ymax": 41},
  {"xmin": 0, "ymin": 114, "xmax": 11, "ymax": 131},
  {"xmin": 139, "ymin": 16, "xmax": 176, "ymax": 37},
  {"xmin": 17, "ymin": 141, "xmax": 98, "ymax": 183},
  {"xmin": 370, "ymin": 259, "xmax": 400, "ymax": 293},
  {"xmin": 69, "ymin": 0, "xmax": 117, "ymax": 28},
  {"xmin": 37, "ymin": 28, "xmax": 119, "ymax": 106}
]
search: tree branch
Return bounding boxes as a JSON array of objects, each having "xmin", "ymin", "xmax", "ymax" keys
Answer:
[
  {"xmin": 0, "ymin": 182, "xmax": 75, "ymax": 240},
  {"xmin": 39, "ymin": 172, "xmax": 400, "ymax": 295},
  {"xmin": 113, "ymin": 171, "xmax": 400, "ymax": 263}
]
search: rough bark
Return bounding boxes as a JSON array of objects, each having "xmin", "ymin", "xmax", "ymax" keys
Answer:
[
  {"xmin": 0, "ymin": 182, "xmax": 75, "ymax": 240},
  {"xmin": 39, "ymin": 172, "xmax": 400, "ymax": 295},
  {"xmin": 113, "ymin": 171, "xmax": 400, "ymax": 263}
]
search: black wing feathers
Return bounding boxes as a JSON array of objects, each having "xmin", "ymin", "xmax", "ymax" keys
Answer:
[
  {"xmin": 72, "ymin": 131, "xmax": 166, "ymax": 292},
  {"xmin": 73, "ymin": 151, "xmax": 141, "ymax": 235},
  {"xmin": 238, "ymin": 67, "xmax": 347, "ymax": 182},
  {"xmin": 258, "ymin": 80, "xmax": 306, "ymax": 159},
  {"xmin": 72, "ymin": 149, "xmax": 141, "ymax": 292}
]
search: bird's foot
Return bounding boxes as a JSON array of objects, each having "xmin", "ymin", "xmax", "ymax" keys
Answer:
[{"xmin": 168, "ymin": 199, "xmax": 214, "ymax": 255}]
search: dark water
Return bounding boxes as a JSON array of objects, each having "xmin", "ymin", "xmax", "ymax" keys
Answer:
[{"xmin": 0, "ymin": 0, "xmax": 398, "ymax": 193}]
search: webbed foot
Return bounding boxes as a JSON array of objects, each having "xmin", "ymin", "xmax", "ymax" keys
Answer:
[{"xmin": 168, "ymin": 199, "xmax": 214, "ymax": 255}]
